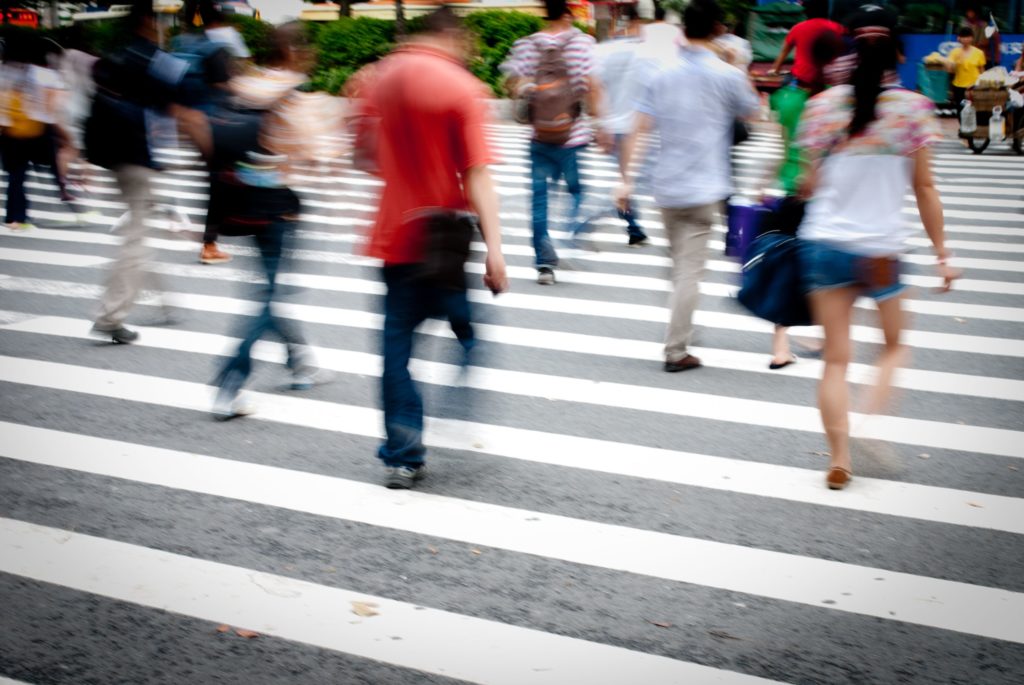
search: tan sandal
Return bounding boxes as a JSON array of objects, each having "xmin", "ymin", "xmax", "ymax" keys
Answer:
[{"xmin": 826, "ymin": 466, "xmax": 852, "ymax": 490}]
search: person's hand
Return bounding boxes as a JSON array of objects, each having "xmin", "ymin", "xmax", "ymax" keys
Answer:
[
  {"xmin": 935, "ymin": 259, "xmax": 962, "ymax": 293},
  {"xmin": 483, "ymin": 251, "xmax": 509, "ymax": 295},
  {"xmin": 595, "ymin": 127, "xmax": 613, "ymax": 154},
  {"xmin": 613, "ymin": 181, "xmax": 632, "ymax": 212},
  {"xmin": 766, "ymin": 68, "xmax": 779, "ymax": 76}
]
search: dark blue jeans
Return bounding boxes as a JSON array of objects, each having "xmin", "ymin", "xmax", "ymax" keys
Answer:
[
  {"xmin": 379, "ymin": 264, "xmax": 473, "ymax": 468},
  {"xmin": 530, "ymin": 141, "xmax": 584, "ymax": 269},
  {"xmin": 2, "ymin": 136, "xmax": 38, "ymax": 224},
  {"xmin": 573, "ymin": 133, "xmax": 645, "ymax": 241},
  {"xmin": 214, "ymin": 221, "xmax": 306, "ymax": 398}
]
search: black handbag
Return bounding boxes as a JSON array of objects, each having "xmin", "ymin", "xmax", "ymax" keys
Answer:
[
  {"xmin": 414, "ymin": 210, "xmax": 478, "ymax": 291},
  {"xmin": 737, "ymin": 231, "xmax": 813, "ymax": 327}
]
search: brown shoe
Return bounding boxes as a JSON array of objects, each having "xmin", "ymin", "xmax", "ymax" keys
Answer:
[
  {"xmin": 200, "ymin": 242, "xmax": 231, "ymax": 264},
  {"xmin": 664, "ymin": 354, "xmax": 702, "ymax": 372},
  {"xmin": 826, "ymin": 466, "xmax": 852, "ymax": 490}
]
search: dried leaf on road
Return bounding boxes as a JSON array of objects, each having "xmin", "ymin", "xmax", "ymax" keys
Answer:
[
  {"xmin": 351, "ymin": 601, "xmax": 380, "ymax": 618},
  {"xmin": 427, "ymin": 546, "xmax": 439, "ymax": 555},
  {"xmin": 471, "ymin": 548, "xmax": 482, "ymax": 555},
  {"xmin": 708, "ymin": 630, "xmax": 743, "ymax": 641},
  {"xmin": 649, "ymin": 620, "xmax": 672, "ymax": 628},
  {"xmin": 967, "ymin": 502, "xmax": 983, "ymax": 508},
  {"xmin": 216, "ymin": 624, "xmax": 230, "ymax": 633},
  {"xmin": 918, "ymin": 453, "xmax": 930, "ymax": 459},
  {"xmin": 234, "ymin": 629, "xmax": 260, "ymax": 639}
]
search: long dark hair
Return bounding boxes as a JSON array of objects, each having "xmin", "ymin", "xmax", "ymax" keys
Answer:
[{"xmin": 849, "ymin": 30, "xmax": 898, "ymax": 137}]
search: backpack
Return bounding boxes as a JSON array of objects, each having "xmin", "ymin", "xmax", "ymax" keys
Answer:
[
  {"xmin": 2, "ymin": 89, "xmax": 45, "ymax": 139},
  {"xmin": 84, "ymin": 57, "xmax": 149, "ymax": 169},
  {"xmin": 528, "ymin": 34, "xmax": 583, "ymax": 146},
  {"xmin": 170, "ymin": 33, "xmax": 228, "ymax": 110}
]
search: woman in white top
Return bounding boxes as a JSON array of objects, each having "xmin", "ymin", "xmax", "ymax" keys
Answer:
[{"xmin": 795, "ymin": 10, "xmax": 958, "ymax": 490}]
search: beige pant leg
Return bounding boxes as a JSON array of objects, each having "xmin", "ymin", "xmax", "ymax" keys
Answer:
[
  {"xmin": 662, "ymin": 202, "xmax": 716, "ymax": 362},
  {"xmin": 95, "ymin": 165, "xmax": 156, "ymax": 330}
]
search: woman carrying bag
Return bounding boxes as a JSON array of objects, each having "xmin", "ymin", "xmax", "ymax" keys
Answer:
[{"xmin": 795, "ymin": 8, "xmax": 958, "ymax": 490}]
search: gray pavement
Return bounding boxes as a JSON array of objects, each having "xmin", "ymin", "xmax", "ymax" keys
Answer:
[{"xmin": 0, "ymin": 122, "xmax": 1022, "ymax": 685}]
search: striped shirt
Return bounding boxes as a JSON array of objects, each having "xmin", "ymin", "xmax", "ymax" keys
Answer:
[{"xmin": 501, "ymin": 28, "xmax": 596, "ymax": 148}]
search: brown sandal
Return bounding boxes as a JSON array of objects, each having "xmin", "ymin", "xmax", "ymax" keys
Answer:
[{"xmin": 826, "ymin": 466, "xmax": 852, "ymax": 490}]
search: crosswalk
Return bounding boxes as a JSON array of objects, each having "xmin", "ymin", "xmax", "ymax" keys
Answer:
[{"xmin": 1, "ymin": 122, "xmax": 1022, "ymax": 684}]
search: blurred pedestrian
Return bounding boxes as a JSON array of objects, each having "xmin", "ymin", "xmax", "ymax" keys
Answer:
[
  {"xmin": 501, "ymin": 0, "xmax": 606, "ymax": 285},
  {"xmin": 210, "ymin": 21, "xmax": 341, "ymax": 419},
  {"xmin": 86, "ymin": 0, "xmax": 212, "ymax": 343},
  {"xmin": 947, "ymin": 27, "xmax": 987, "ymax": 113},
  {"xmin": 796, "ymin": 8, "xmax": 958, "ymax": 490},
  {"xmin": 767, "ymin": 0, "xmax": 842, "ymax": 88},
  {"xmin": 55, "ymin": 26, "xmax": 99, "ymax": 194},
  {"xmin": 960, "ymin": 5, "xmax": 1000, "ymax": 70},
  {"xmin": 177, "ymin": 0, "xmax": 248, "ymax": 265},
  {"xmin": 0, "ymin": 31, "xmax": 70, "ymax": 230},
  {"xmin": 616, "ymin": 0, "xmax": 760, "ymax": 373},
  {"xmin": 355, "ymin": 7, "xmax": 508, "ymax": 489},
  {"xmin": 766, "ymin": 26, "xmax": 844, "ymax": 370},
  {"xmin": 572, "ymin": 2, "xmax": 648, "ymax": 247}
]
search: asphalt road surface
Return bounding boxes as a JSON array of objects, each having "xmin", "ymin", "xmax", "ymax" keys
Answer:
[{"xmin": 1, "ymin": 121, "xmax": 1022, "ymax": 685}]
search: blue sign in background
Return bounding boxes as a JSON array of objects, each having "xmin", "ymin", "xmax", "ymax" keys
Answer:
[{"xmin": 900, "ymin": 33, "xmax": 1024, "ymax": 91}]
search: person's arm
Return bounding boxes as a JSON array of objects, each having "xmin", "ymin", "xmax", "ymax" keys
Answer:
[
  {"xmin": 613, "ymin": 112, "xmax": 653, "ymax": 210},
  {"xmin": 464, "ymin": 165, "xmax": 508, "ymax": 294},
  {"xmin": 170, "ymin": 104, "xmax": 212, "ymax": 160},
  {"xmin": 586, "ymin": 74, "xmax": 612, "ymax": 151},
  {"xmin": 911, "ymin": 146, "xmax": 958, "ymax": 292},
  {"xmin": 768, "ymin": 40, "xmax": 794, "ymax": 75}
]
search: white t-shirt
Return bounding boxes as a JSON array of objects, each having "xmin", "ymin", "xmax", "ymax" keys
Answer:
[
  {"xmin": 797, "ymin": 86, "xmax": 942, "ymax": 256},
  {"xmin": 595, "ymin": 38, "xmax": 644, "ymax": 134}
]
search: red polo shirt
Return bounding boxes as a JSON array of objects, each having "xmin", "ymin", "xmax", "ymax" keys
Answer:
[
  {"xmin": 785, "ymin": 18, "xmax": 844, "ymax": 86},
  {"xmin": 360, "ymin": 44, "xmax": 497, "ymax": 265}
]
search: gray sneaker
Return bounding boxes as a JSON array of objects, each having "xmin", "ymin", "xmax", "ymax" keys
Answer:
[
  {"xmin": 536, "ymin": 267, "xmax": 556, "ymax": 285},
  {"xmin": 90, "ymin": 324, "xmax": 139, "ymax": 344},
  {"xmin": 384, "ymin": 465, "xmax": 426, "ymax": 489}
]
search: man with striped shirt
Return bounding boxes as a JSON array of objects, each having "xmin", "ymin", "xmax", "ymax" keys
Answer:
[{"xmin": 501, "ymin": 0, "xmax": 606, "ymax": 285}]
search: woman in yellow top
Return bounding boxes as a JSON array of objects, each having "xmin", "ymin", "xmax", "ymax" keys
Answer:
[{"xmin": 947, "ymin": 27, "xmax": 987, "ymax": 111}]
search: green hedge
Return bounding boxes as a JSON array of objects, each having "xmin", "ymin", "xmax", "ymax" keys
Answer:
[
  {"xmin": 10, "ymin": 10, "xmax": 546, "ymax": 98},
  {"xmin": 310, "ymin": 11, "xmax": 543, "ymax": 96},
  {"xmin": 464, "ymin": 11, "xmax": 544, "ymax": 96}
]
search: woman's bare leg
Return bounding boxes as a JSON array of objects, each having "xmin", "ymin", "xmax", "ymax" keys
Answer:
[
  {"xmin": 809, "ymin": 287, "xmax": 859, "ymax": 473},
  {"xmin": 771, "ymin": 325, "xmax": 795, "ymax": 366},
  {"xmin": 862, "ymin": 293, "xmax": 909, "ymax": 416}
]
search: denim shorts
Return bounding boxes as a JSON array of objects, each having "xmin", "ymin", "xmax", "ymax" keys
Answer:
[{"xmin": 799, "ymin": 240, "xmax": 905, "ymax": 301}]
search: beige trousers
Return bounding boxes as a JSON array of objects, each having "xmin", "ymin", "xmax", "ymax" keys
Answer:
[
  {"xmin": 95, "ymin": 164, "xmax": 163, "ymax": 330},
  {"xmin": 661, "ymin": 202, "xmax": 717, "ymax": 362}
]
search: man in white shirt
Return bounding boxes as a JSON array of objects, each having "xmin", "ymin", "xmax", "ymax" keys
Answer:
[
  {"xmin": 616, "ymin": 0, "xmax": 760, "ymax": 372},
  {"xmin": 579, "ymin": 4, "xmax": 649, "ymax": 246}
]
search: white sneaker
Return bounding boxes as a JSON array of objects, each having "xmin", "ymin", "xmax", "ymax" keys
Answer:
[{"xmin": 212, "ymin": 392, "xmax": 256, "ymax": 421}]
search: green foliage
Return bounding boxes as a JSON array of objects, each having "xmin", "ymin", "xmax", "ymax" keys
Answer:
[
  {"xmin": 900, "ymin": 3, "xmax": 949, "ymax": 33},
  {"xmin": 463, "ymin": 10, "xmax": 544, "ymax": 96},
  {"xmin": 309, "ymin": 64, "xmax": 357, "ymax": 94},
  {"xmin": 226, "ymin": 14, "xmax": 276, "ymax": 65},
  {"xmin": 314, "ymin": 16, "xmax": 396, "ymax": 71}
]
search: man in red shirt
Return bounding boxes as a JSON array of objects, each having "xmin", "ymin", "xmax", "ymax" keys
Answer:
[
  {"xmin": 356, "ymin": 8, "xmax": 508, "ymax": 489},
  {"xmin": 768, "ymin": 0, "xmax": 843, "ymax": 91}
]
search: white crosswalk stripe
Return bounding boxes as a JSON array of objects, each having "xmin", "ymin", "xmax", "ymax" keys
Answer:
[{"xmin": 1, "ymin": 122, "xmax": 1021, "ymax": 684}]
